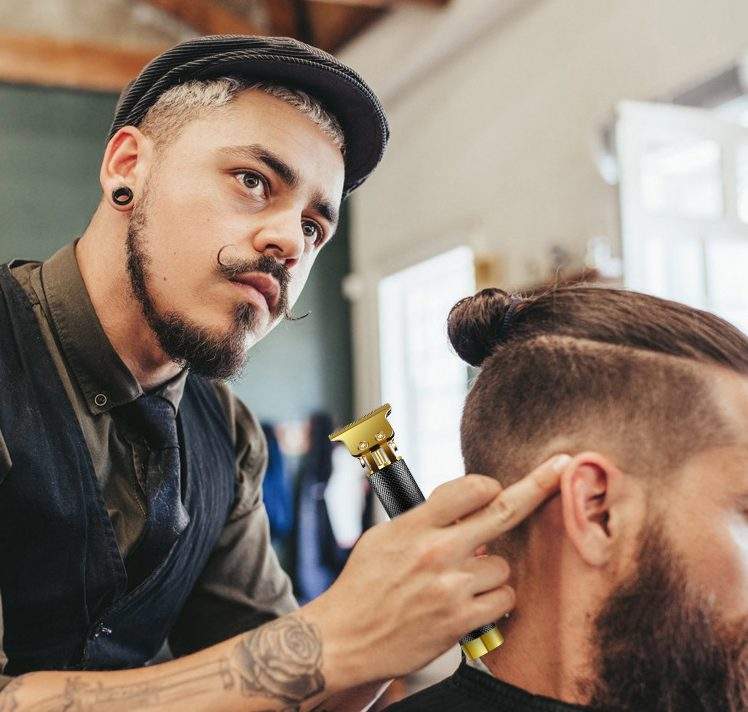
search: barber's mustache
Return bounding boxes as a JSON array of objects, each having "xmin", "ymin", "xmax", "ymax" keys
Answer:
[{"xmin": 216, "ymin": 252, "xmax": 290, "ymax": 318}]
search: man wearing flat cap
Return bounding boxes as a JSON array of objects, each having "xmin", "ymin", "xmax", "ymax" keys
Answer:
[{"xmin": 0, "ymin": 35, "xmax": 559, "ymax": 711}]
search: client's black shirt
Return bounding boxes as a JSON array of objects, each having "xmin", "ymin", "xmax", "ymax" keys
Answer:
[{"xmin": 384, "ymin": 660, "xmax": 590, "ymax": 712}]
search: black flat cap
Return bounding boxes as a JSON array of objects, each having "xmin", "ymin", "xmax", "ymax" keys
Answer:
[{"xmin": 109, "ymin": 35, "xmax": 389, "ymax": 197}]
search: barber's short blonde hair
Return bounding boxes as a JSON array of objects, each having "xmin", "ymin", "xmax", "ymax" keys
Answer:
[{"xmin": 138, "ymin": 77, "xmax": 345, "ymax": 153}]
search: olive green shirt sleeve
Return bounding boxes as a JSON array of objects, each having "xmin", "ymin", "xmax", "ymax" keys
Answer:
[{"xmin": 168, "ymin": 383, "xmax": 298, "ymax": 656}]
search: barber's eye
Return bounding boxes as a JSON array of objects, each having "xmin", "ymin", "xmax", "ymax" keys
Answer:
[
  {"xmin": 238, "ymin": 172, "xmax": 268, "ymax": 198},
  {"xmin": 302, "ymin": 220, "xmax": 324, "ymax": 246}
]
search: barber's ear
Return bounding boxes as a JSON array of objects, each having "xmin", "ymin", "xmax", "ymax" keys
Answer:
[
  {"xmin": 100, "ymin": 126, "xmax": 152, "ymax": 212},
  {"xmin": 559, "ymin": 452, "xmax": 621, "ymax": 567}
]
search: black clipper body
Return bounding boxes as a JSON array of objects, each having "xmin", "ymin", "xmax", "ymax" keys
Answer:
[{"xmin": 329, "ymin": 404, "xmax": 504, "ymax": 660}]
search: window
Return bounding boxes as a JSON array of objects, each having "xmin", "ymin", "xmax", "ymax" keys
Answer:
[
  {"xmin": 616, "ymin": 100, "xmax": 748, "ymax": 333},
  {"xmin": 378, "ymin": 246, "xmax": 475, "ymax": 496}
]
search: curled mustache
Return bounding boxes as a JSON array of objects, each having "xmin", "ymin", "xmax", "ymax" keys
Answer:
[{"xmin": 216, "ymin": 247, "xmax": 310, "ymax": 321}]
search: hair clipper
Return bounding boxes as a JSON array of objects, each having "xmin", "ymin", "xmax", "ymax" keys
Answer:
[{"xmin": 329, "ymin": 403, "xmax": 504, "ymax": 660}]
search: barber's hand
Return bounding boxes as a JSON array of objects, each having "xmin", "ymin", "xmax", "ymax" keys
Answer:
[{"xmin": 303, "ymin": 454, "xmax": 569, "ymax": 692}]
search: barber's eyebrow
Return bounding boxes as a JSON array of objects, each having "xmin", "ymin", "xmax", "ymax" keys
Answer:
[
  {"xmin": 219, "ymin": 144, "xmax": 299, "ymax": 188},
  {"xmin": 311, "ymin": 189, "xmax": 339, "ymax": 230},
  {"xmin": 219, "ymin": 143, "xmax": 339, "ymax": 230}
]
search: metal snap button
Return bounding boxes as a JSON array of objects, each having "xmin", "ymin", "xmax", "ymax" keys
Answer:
[{"xmin": 94, "ymin": 393, "xmax": 108, "ymax": 407}]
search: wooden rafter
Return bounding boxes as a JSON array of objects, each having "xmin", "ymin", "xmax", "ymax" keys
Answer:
[
  {"xmin": 0, "ymin": 32, "xmax": 166, "ymax": 92},
  {"xmin": 304, "ymin": 0, "xmax": 449, "ymax": 7},
  {"xmin": 304, "ymin": 2, "xmax": 384, "ymax": 53},
  {"xmin": 0, "ymin": 0, "xmax": 452, "ymax": 93},
  {"xmin": 139, "ymin": 0, "xmax": 262, "ymax": 36},
  {"xmin": 264, "ymin": 0, "xmax": 300, "ymax": 38}
]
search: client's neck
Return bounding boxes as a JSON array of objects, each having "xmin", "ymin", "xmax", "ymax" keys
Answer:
[{"xmin": 479, "ymin": 538, "xmax": 597, "ymax": 705}]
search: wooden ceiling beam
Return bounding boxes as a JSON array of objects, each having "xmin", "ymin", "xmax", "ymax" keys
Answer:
[
  {"xmin": 139, "ymin": 0, "xmax": 263, "ymax": 36},
  {"xmin": 304, "ymin": 3, "xmax": 383, "ymax": 53},
  {"xmin": 304, "ymin": 0, "xmax": 449, "ymax": 7},
  {"xmin": 0, "ymin": 2, "xmax": 444, "ymax": 95},
  {"xmin": 0, "ymin": 32, "xmax": 166, "ymax": 92},
  {"xmin": 264, "ymin": 0, "xmax": 300, "ymax": 38}
]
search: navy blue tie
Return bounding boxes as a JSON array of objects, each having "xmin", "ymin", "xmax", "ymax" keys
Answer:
[{"xmin": 124, "ymin": 393, "xmax": 190, "ymax": 589}]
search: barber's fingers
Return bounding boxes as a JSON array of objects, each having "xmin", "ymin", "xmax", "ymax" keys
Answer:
[
  {"xmin": 461, "ymin": 555, "xmax": 510, "ymax": 595},
  {"xmin": 463, "ymin": 585, "xmax": 516, "ymax": 633},
  {"xmin": 422, "ymin": 474, "xmax": 503, "ymax": 527},
  {"xmin": 457, "ymin": 454, "xmax": 571, "ymax": 552}
]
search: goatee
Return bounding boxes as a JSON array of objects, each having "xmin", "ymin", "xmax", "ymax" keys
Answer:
[{"xmin": 125, "ymin": 201, "xmax": 289, "ymax": 380}]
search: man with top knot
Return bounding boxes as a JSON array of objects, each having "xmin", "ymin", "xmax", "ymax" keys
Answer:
[
  {"xmin": 387, "ymin": 286, "xmax": 748, "ymax": 712},
  {"xmin": 0, "ymin": 36, "xmax": 564, "ymax": 711}
]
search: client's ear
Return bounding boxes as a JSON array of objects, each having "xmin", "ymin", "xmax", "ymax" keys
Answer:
[{"xmin": 559, "ymin": 452, "xmax": 621, "ymax": 567}]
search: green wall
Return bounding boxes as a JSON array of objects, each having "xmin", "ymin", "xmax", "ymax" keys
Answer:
[{"xmin": 0, "ymin": 82, "xmax": 353, "ymax": 426}]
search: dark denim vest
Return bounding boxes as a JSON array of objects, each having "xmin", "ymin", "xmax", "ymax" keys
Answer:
[{"xmin": 0, "ymin": 264, "xmax": 235, "ymax": 674}]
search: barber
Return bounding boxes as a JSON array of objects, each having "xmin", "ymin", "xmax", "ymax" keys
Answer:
[{"xmin": 0, "ymin": 36, "xmax": 564, "ymax": 711}]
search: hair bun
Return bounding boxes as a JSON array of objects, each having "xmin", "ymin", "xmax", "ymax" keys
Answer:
[{"xmin": 447, "ymin": 288, "xmax": 524, "ymax": 367}]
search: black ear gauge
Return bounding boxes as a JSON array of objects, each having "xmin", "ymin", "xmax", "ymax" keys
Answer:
[{"xmin": 112, "ymin": 186, "xmax": 134, "ymax": 206}]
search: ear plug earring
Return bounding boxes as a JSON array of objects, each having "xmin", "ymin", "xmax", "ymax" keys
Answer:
[{"xmin": 112, "ymin": 186, "xmax": 134, "ymax": 206}]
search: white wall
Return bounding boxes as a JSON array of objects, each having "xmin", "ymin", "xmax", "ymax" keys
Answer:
[{"xmin": 340, "ymin": 0, "xmax": 748, "ymax": 412}]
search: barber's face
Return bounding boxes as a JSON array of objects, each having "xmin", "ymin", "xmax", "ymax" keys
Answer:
[
  {"xmin": 587, "ymin": 378, "xmax": 748, "ymax": 711},
  {"xmin": 127, "ymin": 89, "xmax": 345, "ymax": 378}
]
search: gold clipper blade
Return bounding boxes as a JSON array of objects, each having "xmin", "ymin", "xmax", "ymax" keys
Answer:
[{"xmin": 329, "ymin": 403, "xmax": 397, "ymax": 473}]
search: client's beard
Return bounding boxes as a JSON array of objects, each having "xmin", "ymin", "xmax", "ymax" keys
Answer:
[
  {"xmin": 583, "ymin": 518, "xmax": 748, "ymax": 712},
  {"xmin": 125, "ymin": 199, "xmax": 290, "ymax": 380}
]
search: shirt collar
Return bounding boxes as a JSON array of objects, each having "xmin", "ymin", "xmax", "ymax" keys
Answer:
[{"xmin": 40, "ymin": 241, "xmax": 187, "ymax": 415}]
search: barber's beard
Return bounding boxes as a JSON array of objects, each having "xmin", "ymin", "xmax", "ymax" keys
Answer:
[
  {"xmin": 583, "ymin": 518, "xmax": 748, "ymax": 712},
  {"xmin": 125, "ymin": 198, "xmax": 290, "ymax": 380}
]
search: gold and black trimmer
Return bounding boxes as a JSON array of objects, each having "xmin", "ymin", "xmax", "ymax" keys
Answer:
[{"xmin": 329, "ymin": 403, "xmax": 504, "ymax": 660}]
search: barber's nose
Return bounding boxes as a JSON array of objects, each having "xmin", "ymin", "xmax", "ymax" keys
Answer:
[{"xmin": 252, "ymin": 210, "xmax": 304, "ymax": 267}]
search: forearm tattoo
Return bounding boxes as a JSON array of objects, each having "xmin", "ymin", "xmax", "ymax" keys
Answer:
[
  {"xmin": 0, "ymin": 615, "xmax": 326, "ymax": 712},
  {"xmin": 231, "ymin": 615, "xmax": 325, "ymax": 705},
  {"xmin": 0, "ymin": 661, "xmax": 234, "ymax": 711}
]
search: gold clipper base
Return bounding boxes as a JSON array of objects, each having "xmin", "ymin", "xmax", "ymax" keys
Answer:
[{"xmin": 461, "ymin": 628, "xmax": 505, "ymax": 660}]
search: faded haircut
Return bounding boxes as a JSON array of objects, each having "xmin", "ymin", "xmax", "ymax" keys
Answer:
[
  {"xmin": 136, "ymin": 77, "xmax": 345, "ymax": 153},
  {"xmin": 447, "ymin": 287, "xmax": 748, "ymax": 547}
]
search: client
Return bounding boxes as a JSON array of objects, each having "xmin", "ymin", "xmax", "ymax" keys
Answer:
[{"xmin": 386, "ymin": 285, "xmax": 748, "ymax": 712}]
